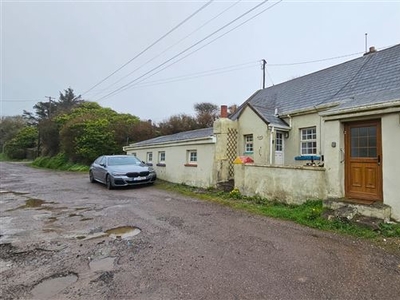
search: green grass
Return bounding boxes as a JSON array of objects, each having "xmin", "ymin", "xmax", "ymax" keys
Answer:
[
  {"xmin": 155, "ymin": 181, "xmax": 400, "ymax": 240},
  {"xmin": 31, "ymin": 153, "xmax": 89, "ymax": 172}
]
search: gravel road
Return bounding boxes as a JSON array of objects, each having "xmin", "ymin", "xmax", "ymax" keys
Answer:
[{"xmin": 0, "ymin": 162, "xmax": 399, "ymax": 299}]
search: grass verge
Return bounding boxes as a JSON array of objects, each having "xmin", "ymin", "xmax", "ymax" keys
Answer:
[
  {"xmin": 155, "ymin": 181, "xmax": 400, "ymax": 241},
  {"xmin": 31, "ymin": 153, "xmax": 89, "ymax": 172}
]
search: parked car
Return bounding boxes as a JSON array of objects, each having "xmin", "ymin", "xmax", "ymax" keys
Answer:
[{"xmin": 89, "ymin": 155, "xmax": 156, "ymax": 189}]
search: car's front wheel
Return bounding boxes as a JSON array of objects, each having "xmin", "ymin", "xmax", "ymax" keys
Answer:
[
  {"xmin": 106, "ymin": 175, "xmax": 113, "ymax": 190},
  {"xmin": 89, "ymin": 171, "xmax": 95, "ymax": 183}
]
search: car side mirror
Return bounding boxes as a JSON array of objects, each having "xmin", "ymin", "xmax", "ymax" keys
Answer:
[{"xmin": 100, "ymin": 163, "xmax": 106, "ymax": 167}]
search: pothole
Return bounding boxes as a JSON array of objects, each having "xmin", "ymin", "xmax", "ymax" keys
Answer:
[
  {"xmin": 30, "ymin": 273, "xmax": 78, "ymax": 299},
  {"xmin": 105, "ymin": 226, "xmax": 141, "ymax": 239},
  {"xmin": 7, "ymin": 199, "xmax": 46, "ymax": 211},
  {"xmin": 89, "ymin": 257, "xmax": 116, "ymax": 272}
]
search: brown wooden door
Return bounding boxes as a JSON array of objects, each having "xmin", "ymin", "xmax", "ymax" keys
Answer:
[{"xmin": 345, "ymin": 120, "xmax": 382, "ymax": 201}]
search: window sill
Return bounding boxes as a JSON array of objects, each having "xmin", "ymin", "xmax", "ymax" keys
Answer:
[
  {"xmin": 156, "ymin": 163, "xmax": 166, "ymax": 167},
  {"xmin": 184, "ymin": 163, "xmax": 197, "ymax": 167},
  {"xmin": 243, "ymin": 152, "xmax": 254, "ymax": 155}
]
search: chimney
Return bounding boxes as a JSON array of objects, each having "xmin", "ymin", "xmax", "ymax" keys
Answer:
[
  {"xmin": 364, "ymin": 46, "xmax": 377, "ymax": 56},
  {"xmin": 220, "ymin": 105, "xmax": 228, "ymax": 118}
]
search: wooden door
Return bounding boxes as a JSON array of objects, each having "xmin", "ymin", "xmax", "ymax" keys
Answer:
[{"xmin": 345, "ymin": 120, "xmax": 382, "ymax": 201}]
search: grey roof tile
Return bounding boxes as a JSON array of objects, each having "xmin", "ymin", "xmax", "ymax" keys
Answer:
[
  {"xmin": 231, "ymin": 44, "xmax": 400, "ymax": 122},
  {"xmin": 131, "ymin": 127, "xmax": 214, "ymax": 147}
]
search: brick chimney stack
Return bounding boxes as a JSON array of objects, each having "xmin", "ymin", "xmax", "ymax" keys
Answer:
[
  {"xmin": 220, "ymin": 105, "xmax": 228, "ymax": 118},
  {"xmin": 364, "ymin": 46, "xmax": 377, "ymax": 56}
]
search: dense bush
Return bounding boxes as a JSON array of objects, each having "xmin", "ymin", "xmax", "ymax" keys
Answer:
[{"xmin": 4, "ymin": 126, "xmax": 37, "ymax": 159}]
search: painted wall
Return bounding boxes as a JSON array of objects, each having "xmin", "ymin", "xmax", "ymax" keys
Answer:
[
  {"xmin": 323, "ymin": 119, "xmax": 345, "ymax": 199},
  {"xmin": 281, "ymin": 114, "xmax": 323, "ymax": 166},
  {"xmin": 234, "ymin": 164, "xmax": 327, "ymax": 204},
  {"xmin": 236, "ymin": 107, "xmax": 270, "ymax": 165},
  {"xmin": 381, "ymin": 113, "xmax": 400, "ymax": 221},
  {"xmin": 125, "ymin": 140, "xmax": 216, "ymax": 188}
]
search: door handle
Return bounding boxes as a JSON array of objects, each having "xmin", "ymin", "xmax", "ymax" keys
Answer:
[{"xmin": 377, "ymin": 155, "xmax": 381, "ymax": 166}]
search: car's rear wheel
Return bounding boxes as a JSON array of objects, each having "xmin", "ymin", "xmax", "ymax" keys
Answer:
[
  {"xmin": 106, "ymin": 175, "xmax": 113, "ymax": 190},
  {"xmin": 89, "ymin": 171, "xmax": 95, "ymax": 183}
]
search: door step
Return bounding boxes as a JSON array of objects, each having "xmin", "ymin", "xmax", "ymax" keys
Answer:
[{"xmin": 323, "ymin": 198, "xmax": 391, "ymax": 223}]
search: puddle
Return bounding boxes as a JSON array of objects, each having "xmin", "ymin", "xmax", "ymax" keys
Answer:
[
  {"xmin": 46, "ymin": 217, "xmax": 58, "ymax": 223},
  {"xmin": 89, "ymin": 257, "xmax": 116, "ymax": 272},
  {"xmin": 105, "ymin": 226, "xmax": 141, "ymax": 239},
  {"xmin": 80, "ymin": 218, "xmax": 93, "ymax": 221},
  {"xmin": 30, "ymin": 273, "xmax": 78, "ymax": 299},
  {"xmin": 75, "ymin": 207, "xmax": 87, "ymax": 211},
  {"xmin": 76, "ymin": 235, "xmax": 86, "ymax": 240},
  {"xmin": 7, "ymin": 199, "xmax": 46, "ymax": 211}
]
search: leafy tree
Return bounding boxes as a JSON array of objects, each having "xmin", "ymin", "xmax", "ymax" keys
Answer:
[
  {"xmin": 4, "ymin": 126, "xmax": 38, "ymax": 159},
  {"xmin": 57, "ymin": 102, "xmax": 141, "ymax": 164},
  {"xmin": 0, "ymin": 116, "xmax": 27, "ymax": 152},
  {"xmin": 157, "ymin": 114, "xmax": 199, "ymax": 135},
  {"xmin": 194, "ymin": 102, "xmax": 219, "ymax": 127},
  {"xmin": 56, "ymin": 87, "xmax": 83, "ymax": 113}
]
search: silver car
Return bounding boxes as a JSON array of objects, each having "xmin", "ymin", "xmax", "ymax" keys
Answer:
[{"xmin": 89, "ymin": 155, "xmax": 156, "ymax": 189}]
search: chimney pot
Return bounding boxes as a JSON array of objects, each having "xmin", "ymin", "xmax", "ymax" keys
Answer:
[
  {"xmin": 220, "ymin": 105, "xmax": 228, "ymax": 118},
  {"xmin": 369, "ymin": 46, "xmax": 376, "ymax": 52}
]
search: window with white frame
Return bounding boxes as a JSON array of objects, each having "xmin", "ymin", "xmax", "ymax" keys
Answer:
[
  {"xmin": 275, "ymin": 132, "xmax": 283, "ymax": 151},
  {"xmin": 187, "ymin": 150, "xmax": 197, "ymax": 164},
  {"xmin": 147, "ymin": 152, "xmax": 153, "ymax": 163},
  {"xmin": 300, "ymin": 127, "xmax": 317, "ymax": 155},
  {"xmin": 244, "ymin": 134, "xmax": 253, "ymax": 153},
  {"xmin": 158, "ymin": 151, "xmax": 165, "ymax": 163}
]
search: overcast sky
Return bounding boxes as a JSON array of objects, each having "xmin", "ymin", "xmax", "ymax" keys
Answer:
[{"xmin": 2, "ymin": 0, "xmax": 400, "ymax": 122}]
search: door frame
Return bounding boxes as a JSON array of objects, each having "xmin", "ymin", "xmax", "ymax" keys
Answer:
[{"xmin": 344, "ymin": 119, "xmax": 383, "ymax": 201}]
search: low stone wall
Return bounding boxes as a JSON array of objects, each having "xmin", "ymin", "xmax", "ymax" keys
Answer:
[{"xmin": 234, "ymin": 164, "xmax": 327, "ymax": 204}]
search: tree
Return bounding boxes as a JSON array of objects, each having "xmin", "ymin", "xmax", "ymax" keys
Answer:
[
  {"xmin": 56, "ymin": 102, "xmax": 142, "ymax": 164},
  {"xmin": 194, "ymin": 102, "xmax": 219, "ymax": 127},
  {"xmin": 4, "ymin": 126, "xmax": 38, "ymax": 159},
  {"xmin": 56, "ymin": 87, "xmax": 83, "ymax": 113},
  {"xmin": 157, "ymin": 114, "xmax": 199, "ymax": 136},
  {"xmin": 0, "ymin": 116, "xmax": 27, "ymax": 152}
]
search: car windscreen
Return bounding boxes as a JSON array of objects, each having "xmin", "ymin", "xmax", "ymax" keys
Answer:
[{"xmin": 108, "ymin": 156, "xmax": 141, "ymax": 166}]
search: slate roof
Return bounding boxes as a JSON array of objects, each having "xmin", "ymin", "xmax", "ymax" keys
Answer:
[
  {"xmin": 130, "ymin": 127, "xmax": 214, "ymax": 147},
  {"xmin": 231, "ymin": 43, "xmax": 400, "ymax": 122}
]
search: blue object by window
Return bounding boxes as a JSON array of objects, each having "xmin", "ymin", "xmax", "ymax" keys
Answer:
[{"xmin": 294, "ymin": 155, "xmax": 321, "ymax": 161}]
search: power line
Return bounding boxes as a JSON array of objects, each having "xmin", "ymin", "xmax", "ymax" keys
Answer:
[
  {"xmin": 81, "ymin": 0, "xmax": 214, "ymax": 97},
  {"xmin": 267, "ymin": 51, "xmax": 364, "ymax": 66},
  {"xmin": 99, "ymin": 0, "xmax": 283, "ymax": 100},
  {"xmin": 96, "ymin": 0, "xmax": 272, "ymax": 102},
  {"xmin": 87, "ymin": 0, "xmax": 242, "ymax": 99},
  {"xmin": 127, "ymin": 61, "xmax": 259, "ymax": 88}
]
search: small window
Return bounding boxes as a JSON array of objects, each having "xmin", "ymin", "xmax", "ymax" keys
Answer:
[
  {"xmin": 158, "ymin": 151, "xmax": 165, "ymax": 163},
  {"xmin": 300, "ymin": 127, "xmax": 317, "ymax": 155},
  {"xmin": 275, "ymin": 132, "xmax": 283, "ymax": 151},
  {"xmin": 187, "ymin": 150, "xmax": 197, "ymax": 164},
  {"xmin": 244, "ymin": 134, "xmax": 253, "ymax": 153},
  {"xmin": 147, "ymin": 152, "xmax": 153, "ymax": 163}
]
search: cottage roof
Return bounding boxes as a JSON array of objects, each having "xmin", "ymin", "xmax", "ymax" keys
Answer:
[
  {"xmin": 130, "ymin": 127, "xmax": 214, "ymax": 147},
  {"xmin": 231, "ymin": 43, "xmax": 400, "ymax": 121}
]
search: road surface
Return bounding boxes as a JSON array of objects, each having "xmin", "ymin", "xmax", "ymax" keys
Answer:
[{"xmin": 0, "ymin": 162, "xmax": 399, "ymax": 299}]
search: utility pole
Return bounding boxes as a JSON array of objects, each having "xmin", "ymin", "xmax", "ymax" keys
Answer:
[
  {"xmin": 45, "ymin": 96, "xmax": 54, "ymax": 118},
  {"xmin": 261, "ymin": 59, "xmax": 267, "ymax": 89}
]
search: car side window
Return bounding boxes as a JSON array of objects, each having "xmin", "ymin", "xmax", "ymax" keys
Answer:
[{"xmin": 96, "ymin": 156, "xmax": 105, "ymax": 165}]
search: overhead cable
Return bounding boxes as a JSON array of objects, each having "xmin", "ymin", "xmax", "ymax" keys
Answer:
[
  {"xmin": 96, "ymin": 0, "xmax": 272, "ymax": 101},
  {"xmin": 88, "ymin": 0, "xmax": 243, "ymax": 98},
  {"xmin": 81, "ymin": 0, "xmax": 214, "ymax": 97}
]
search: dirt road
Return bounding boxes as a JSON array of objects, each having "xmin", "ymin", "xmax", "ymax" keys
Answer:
[{"xmin": 0, "ymin": 162, "xmax": 399, "ymax": 299}]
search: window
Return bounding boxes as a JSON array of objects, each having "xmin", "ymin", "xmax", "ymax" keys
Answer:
[
  {"xmin": 300, "ymin": 127, "xmax": 317, "ymax": 155},
  {"xmin": 158, "ymin": 151, "xmax": 165, "ymax": 163},
  {"xmin": 187, "ymin": 150, "xmax": 197, "ymax": 164},
  {"xmin": 275, "ymin": 132, "xmax": 283, "ymax": 151},
  {"xmin": 147, "ymin": 152, "xmax": 153, "ymax": 163},
  {"xmin": 244, "ymin": 134, "xmax": 253, "ymax": 153}
]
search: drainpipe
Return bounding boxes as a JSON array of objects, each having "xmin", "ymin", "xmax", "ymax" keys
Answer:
[{"xmin": 269, "ymin": 126, "xmax": 275, "ymax": 165}]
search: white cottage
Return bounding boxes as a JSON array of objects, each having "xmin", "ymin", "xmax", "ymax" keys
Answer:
[{"xmin": 125, "ymin": 44, "xmax": 400, "ymax": 221}]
